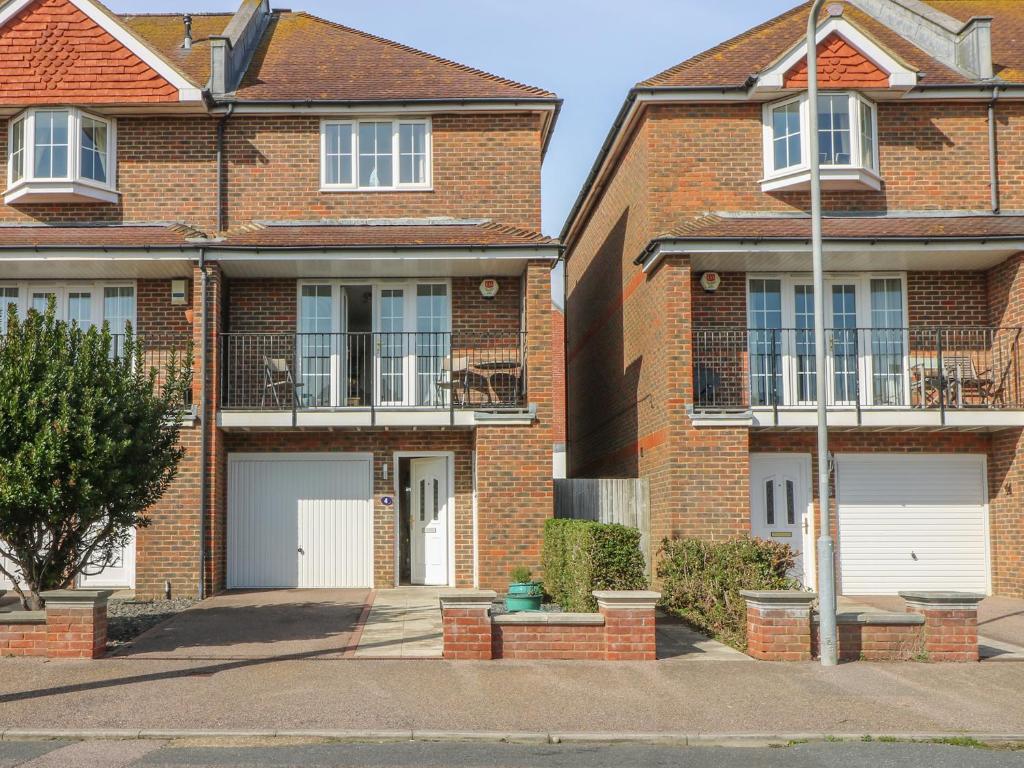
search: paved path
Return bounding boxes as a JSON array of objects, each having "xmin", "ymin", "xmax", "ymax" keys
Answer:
[
  {"xmin": 0, "ymin": 740, "xmax": 1021, "ymax": 767},
  {"xmin": 115, "ymin": 589, "xmax": 369, "ymax": 660},
  {"xmin": 2, "ymin": 653, "xmax": 1024, "ymax": 734},
  {"xmin": 354, "ymin": 588, "xmax": 443, "ymax": 659}
]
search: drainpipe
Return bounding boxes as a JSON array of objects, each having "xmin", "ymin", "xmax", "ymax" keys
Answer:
[
  {"xmin": 215, "ymin": 104, "xmax": 235, "ymax": 234},
  {"xmin": 989, "ymin": 86, "xmax": 1001, "ymax": 214},
  {"xmin": 198, "ymin": 247, "xmax": 209, "ymax": 600}
]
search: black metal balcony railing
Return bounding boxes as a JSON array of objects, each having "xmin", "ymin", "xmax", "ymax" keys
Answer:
[
  {"xmin": 693, "ymin": 327, "xmax": 1024, "ymax": 416},
  {"xmin": 220, "ymin": 331, "xmax": 527, "ymax": 414}
]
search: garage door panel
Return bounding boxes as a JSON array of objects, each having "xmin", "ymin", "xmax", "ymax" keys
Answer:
[
  {"xmin": 837, "ymin": 455, "xmax": 989, "ymax": 596},
  {"xmin": 228, "ymin": 454, "xmax": 373, "ymax": 589}
]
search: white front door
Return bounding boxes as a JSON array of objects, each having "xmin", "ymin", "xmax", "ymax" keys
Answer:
[
  {"xmin": 78, "ymin": 531, "xmax": 136, "ymax": 589},
  {"xmin": 750, "ymin": 454, "xmax": 812, "ymax": 585},
  {"xmin": 409, "ymin": 457, "xmax": 449, "ymax": 586}
]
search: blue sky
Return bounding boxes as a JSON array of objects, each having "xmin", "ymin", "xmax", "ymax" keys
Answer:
[{"xmin": 110, "ymin": 0, "xmax": 798, "ymax": 299}]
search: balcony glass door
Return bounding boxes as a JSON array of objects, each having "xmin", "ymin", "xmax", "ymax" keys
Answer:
[
  {"xmin": 299, "ymin": 284, "xmax": 335, "ymax": 408},
  {"xmin": 416, "ymin": 284, "xmax": 449, "ymax": 406},
  {"xmin": 829, "ymin": 283, "xmax": 859, "ymax": 405},
  {"xmin": 748, "ymin": 278, "xmax": 782, "ymax": 407},
  {"xmin": 868, "ymin": 278, "xmax": 907, "ymax": 406},
  {"xmin": 376, "ymin": 287, "xmax": 409, "ymax": 406}
]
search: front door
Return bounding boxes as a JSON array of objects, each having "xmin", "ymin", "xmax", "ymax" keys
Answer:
[
  {"xmin": 750, "ymin": 454, "xmax": 811, "ymax": 584},
  {"xmin": 409, "ymin": 457, "xmax": 449, "ymax": 586},
  {"xmin": 78, "ymin": 530, "xmax": 136, "ymax": 589}
]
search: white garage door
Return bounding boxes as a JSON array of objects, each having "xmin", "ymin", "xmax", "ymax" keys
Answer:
[
  {"xmin": 228, "ymin": 453, "xmax": 374, "ymax": 589},
  {"xmin": 837, "ymin": 454, "xmax": 990, "ymax": 595}
]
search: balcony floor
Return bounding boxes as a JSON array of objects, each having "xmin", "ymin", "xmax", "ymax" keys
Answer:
[
  {"xmin": 217, "ymin": 407, "xmax": 535, "ymax": 430},
  {"xmin": 689, "ymin": 406, "xmax": 1024, "ymax": 430}
]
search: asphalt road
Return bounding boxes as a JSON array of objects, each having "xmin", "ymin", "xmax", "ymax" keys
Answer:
[{"xmin": 2, "ymin": 740, "xmax": 1023, "ymax": 768}]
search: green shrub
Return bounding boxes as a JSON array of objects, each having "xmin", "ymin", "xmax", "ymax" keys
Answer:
[
  {"xmin": 657, "ymin": 536, "xmax": 801, "ymax": 650},
  {"xmin": 509, "ymin": 566, "xmax": 533, "ymax": 584},
  {"xmin": 542, "ymin": 518, "xmax": 648, "ymax": 612}
]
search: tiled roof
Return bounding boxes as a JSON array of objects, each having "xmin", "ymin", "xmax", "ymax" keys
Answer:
[
  {"xmin": 122, "ymin": 11, "xmax": 556, "ymax": 101},
  {"xmin": 218, "ymin": 220, "xmax": 558, "ymax": 248},
  {"xmin": 923, "ymin": 1, "xmax": 1024, "ymax": 82},
  {"xmin": 0, "ymin": 223, "xmax": 205, "ymax": 248},
  {"xmin": 638, "ymin": 1, "xmax": 982, "ymax": 88},
  {"xmin": 120, "ymin": 13, "xmax": 233, "ymax": 88},
  {"xmin": 661, "ymin": 213, "xmax": 1024, "ymax": 241}
]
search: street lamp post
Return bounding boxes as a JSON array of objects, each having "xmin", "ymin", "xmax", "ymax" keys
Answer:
[{"xmin": 807, "ymin": 0, "xmax": 838, "ymax": 666}]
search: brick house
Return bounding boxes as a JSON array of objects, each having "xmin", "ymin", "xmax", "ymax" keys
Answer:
[
  {"xmin": 0, "ymin": 0, "xmax": 559, "ymax": 597},
  {"xmin": 563, "ymin": 0, "xmax": 1024, "ymax": 598}
]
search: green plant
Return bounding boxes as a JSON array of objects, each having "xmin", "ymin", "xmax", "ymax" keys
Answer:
[
  {"xmin": 509, "ymin": 565, "xmax": 533, "ymax": 584},
  {"xmin": 0, "ymin": 302, "xmax": 191, "ymax": 610},
  {"xmin": 657, "ymin": 535, "xmax": 801, "ymax": 650},
  {"xmin": 541, "ymin": 518, "xmax": 648, "ymax": 612}
]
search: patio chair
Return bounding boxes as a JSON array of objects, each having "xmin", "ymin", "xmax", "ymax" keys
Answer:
[
  {"xmin": 435, "ymin": 354, "xmax": 470, "ymax": 407},
  {"xmin": 261, "ymin": 356, "xmax": 302, "ymax": 408},
  {"xmin": 942, "ymin": 354, "xmax": 995, "ymax": 408}
]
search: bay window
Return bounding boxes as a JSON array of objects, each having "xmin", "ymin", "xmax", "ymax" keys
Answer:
[
  {"xmin": 320, "ymin": 118, "xmax": 431, "ymax": 191},
  {"xmin": 5, "ymin": 107, "xmax": 117, "ymax": 204},
  {"xmin": 762, "ymin": 92, "xmax": 879, "ymax": 191}
]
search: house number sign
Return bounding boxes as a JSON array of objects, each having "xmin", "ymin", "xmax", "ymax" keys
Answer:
[{"xmin": 381, "ymin": 496, "xmax": 394, "ymax": 506}]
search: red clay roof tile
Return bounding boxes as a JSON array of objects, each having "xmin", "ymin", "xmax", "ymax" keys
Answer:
[{"xmin": 218, "ymin": 220, "xmax": 557, "ymax": 248}]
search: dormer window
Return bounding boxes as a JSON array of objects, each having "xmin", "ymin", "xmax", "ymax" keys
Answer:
[
  {"xmin": 762, "ymin": 92, "xmax": 879, "ymax": 192},
  {"xmin": 5, "ymin": 108, "xmax": 117, "ymax": 205}
]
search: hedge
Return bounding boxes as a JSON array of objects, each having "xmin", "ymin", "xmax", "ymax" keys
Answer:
[
  {"xmin": 657, "ymin": 536, "xmax": 801, "ymax": 650},
  {"xmin": 541, "ymin": 518, "xmax": 648, "ymax": 612}
]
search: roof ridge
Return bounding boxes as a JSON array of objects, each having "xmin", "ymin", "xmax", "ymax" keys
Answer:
[
  {"xmin": 480, "ymin": 221, "xmax": 555, "ymax": 243},
  {"xmin": 290, "ymin": 10, "xmax": 556, "ymax": 98},
  {"xmin": 638, "ymin": 1, "xmax": 810, "ymax": 87}
]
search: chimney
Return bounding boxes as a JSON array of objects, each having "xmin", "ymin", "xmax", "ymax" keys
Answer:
[
  {"xmin": 209, "ymin": 0, "xmax": 272, "ymax": 97},
  {"xmin": 182, "ymin": 14, "xmax": 193, "ymax": 50}
]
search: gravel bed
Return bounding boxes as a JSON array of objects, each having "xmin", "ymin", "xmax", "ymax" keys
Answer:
[{"xmin": 107, "ymin": 597, "xmax": 196, "ymax": 647}]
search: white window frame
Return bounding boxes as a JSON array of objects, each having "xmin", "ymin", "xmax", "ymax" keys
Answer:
[
  {"xmin": 5, "ymin": 107, "xmax": 118, "ymax": 204},
  {"xmin": 296, "ymin": 278, "xmax": 451, "ymax": 408},
  {"xmin": 319, "ymin": 117, "xmax": 432, "ymax": 192},
  {"xmin": 0, "ymin": 280, "xmax": 136, "ymax": 342},
  {"xmin": 745, "ymin": 272, "xmax": 908, "ymax": 408},
  {"xmin": 760, "ymin": 92, "xmax": 879, "ymax": 191}
]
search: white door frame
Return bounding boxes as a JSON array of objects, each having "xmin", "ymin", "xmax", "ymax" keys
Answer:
[
  {"xmin": 393, "ymin": 451, "xmax": 456, "ymax": 588},
  {"xmin": 834, "ymin": 452, "xmax": 992, "ymax": 595},
  {"xmin": 750, "ymin": 453, "xmax": 816, "ymax": 587}
]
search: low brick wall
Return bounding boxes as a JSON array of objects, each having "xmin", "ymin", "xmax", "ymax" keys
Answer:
[
  {"xmin": 0, "ymin": 590, "xmax": 111, "ymax": 660},
  {"xmin": 743, "ymin": 590, "xmax": 983, "ymax": 663},
  {"xmin": 440, "ymin": 590, "xmax": 660, "ymax": 661}
]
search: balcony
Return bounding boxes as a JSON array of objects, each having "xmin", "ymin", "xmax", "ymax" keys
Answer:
[
  {"xmin": 218, "ymin": 331, "xmax": 531, "ymax": 428},
  {"xmin": 692, "ymin": 327, "xmax": 1024, "ymax": 429}
]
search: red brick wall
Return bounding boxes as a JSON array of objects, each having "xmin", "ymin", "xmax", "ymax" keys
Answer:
[
  {"xmin": 225, "ymin": 279, "xmax": 297, "ymax": 335},
  {"xmin": 451, "ymin": 276, "xmax": 521, "ymax": 336},
  {"xmin": 0, "ymin": 620, "xmax": 48, "ymax": 657},
  {"xmin": 474, "ymin": 261, "xmax": 553, "ymax": 589},
  {"xmin": 493, "ymin": 622, "xmax": 605, "ymax": 660},
  {"xmin": 222, "ymin": 113, "xmax": 543, "ymax": 232},
  {"xmin": 137, "ymin": 278, "xmax": 194, "ymax": 342},
  {"xmin": 908, "ymin": 271, "xmax": 988, "ymax": 327},
  {"xmin": 0, "ymin": 116, "xmax": 218, "ymax": 229}
]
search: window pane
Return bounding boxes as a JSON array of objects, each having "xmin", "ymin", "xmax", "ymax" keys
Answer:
[
  {"xmin": 33, "ymin": 111, "xmax": 69, "ymax": 178},
  {"xmin": 765, "ymin": 480, "xmax": 775, "ymax": 526},
  {"xmin": 11, "ymin": 119, "xmax": 25, "ymax": 182},
  {"xmin": 324, "ymin": 123, "xmax": 353, "ymax": 185},
  {"xmin": 103, "ymin": 286, "xmax": 134, "ymax": 335},
  {"xmin": 860, "ymin": 101, "xmax": 875, "ymax": 170},
  {"xmin": 748, "ymin": 279, "xmax": 782, "ymax": 407},
  {"xmin": 795, "ymin": 285, "xmax": 816, "ymax": 402},
  {"xmin": 785, "ymin": 480, "xmax": 795, "ymax": 525},
  {"xmin": 399, "ymin": 123, "xmax": 427, "ymax": 184},
  {"xmin": 0, "ymin": 287, "xmax": 18, "ymax": 335},
  {"xmin": 416, "ymin": 284, "xmax": 449, "ymax": 406},
  {"xmin": 358, "ymin": 122, "xmax": 393, "ymax": 187},
  {"xmin": 770, "ymin": 102, "xmax": 801, "ymax": 171},
  {"xmin": 80, "ymin": 117, "xmax": 108, "ymax": 183},
  {"xmin": 67, "ymin": 291, "xmax": 93, "ymax": 329},
  {"xmin": 870, "ymin": 278, "xmax": 905, "ymax": 406},
  {"xmin": 31, "ymin": 291, "xmax": 55, "ymax": 314},
  {"xmin": 818, "ymin": 95, "xmax": 851, "ymax": 165}
]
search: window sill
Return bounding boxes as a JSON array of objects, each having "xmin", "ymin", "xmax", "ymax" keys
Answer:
[
  {"xmin": 760, "ymin": 166, "xmax": 882, "ymax": 193},
  {"xmin": 319, "ymin": 185, "xmax": 434, "ymax": 194},
  {"xmin": 5, "ymin": 179, "xmax": 120, "ymax": 205}
]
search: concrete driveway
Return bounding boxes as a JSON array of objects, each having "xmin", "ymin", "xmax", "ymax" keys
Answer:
[{"xmin": 116, "ymin": 589, "xmax": 370, "ymax": 660}]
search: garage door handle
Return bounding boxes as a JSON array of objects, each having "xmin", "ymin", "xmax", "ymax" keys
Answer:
[
  {"xmin": 911, "ymin": 551, "xmax": 918, "ymax": 561},
  {"xmin": 297, "ymin": 547, "xmax": 305, "ymax": 555}
]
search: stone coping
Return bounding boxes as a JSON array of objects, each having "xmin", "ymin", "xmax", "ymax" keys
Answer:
[
  {"xmin": 0, "ymin": 610, "xmax": 45, "ymax": 625},
  {"xmin": 740, "ymin": 590, "xmax": 817, "ymax": 605},
  {"xmin": 438, "ymin": 590, "xmax": 497, "ymax": 608},
  {"xmin": 899, "ymin": 591, "xmax": 986, "ymax": 606},
  {"xmin": 814, "ymin": 610, "xmax": 925, "ymax": 626},
  {"xmin": 592, "ymin": 590, "xmax": 661, "ymax": 610},
  {"xmin": 493, "ymin": 612, "xmax": 605, "ymax": 626},
  {"xmin": 39, "ymin": 589, "xmax": 115, "ymax": 606}
]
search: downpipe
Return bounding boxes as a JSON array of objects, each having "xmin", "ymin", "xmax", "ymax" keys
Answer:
[
  {"xmin": 989, "ymin": 86, "xmax": 1001, "ymax": 214},
  {"xmin": 197, "ymin": 247, "xmax": 209, "ymax": 601}
]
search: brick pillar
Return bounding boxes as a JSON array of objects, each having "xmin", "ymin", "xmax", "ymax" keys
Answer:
[
  {"xmin": 740, "ymin": 590, "xmax": 817, "ymax": 661},
  {"xmin": 900, "ymin": 591, "xmax": 983, "ymax": 662},
  {"xmin": 439, "ymin": 590, "xmax": 496, "ymax": 660},
  {"xmin": 41, "ymin": 589, "xmax": 112, "ymax": 659},
  {"xmin": 594, "ymin": 590, "xmax": 660, "ymax": 661}
]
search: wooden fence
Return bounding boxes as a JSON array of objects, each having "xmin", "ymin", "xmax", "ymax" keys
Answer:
[{"xmin": 553, "ymin": 478, "xmax": 652, "ymax": 575}]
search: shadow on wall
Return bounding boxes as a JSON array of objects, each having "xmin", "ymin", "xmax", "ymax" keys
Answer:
[{"xmin": 568, "ymin": 207, "xmax": 644, "ymax": 479}]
